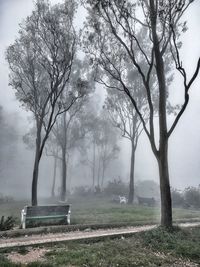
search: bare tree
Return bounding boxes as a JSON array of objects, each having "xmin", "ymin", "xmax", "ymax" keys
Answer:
[
  {"xmin": 6, "ymin": 0, "xmax": 81, "ymax": 206},
  {"xmin": 83, "ymin": 0, "xmax": 200, "ymax": 227}
]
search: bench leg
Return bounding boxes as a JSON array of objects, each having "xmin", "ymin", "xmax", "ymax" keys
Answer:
[
  {"xmin": 67, "ymin": 212, "xmax": 71, "ymax": 225},
  {"xmin": 21, "ymin": 209, "xmax": 26, "ymax": 229}
]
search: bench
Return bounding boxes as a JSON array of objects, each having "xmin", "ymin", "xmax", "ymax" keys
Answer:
[{"xmin": 21, "ymin": 204, "xmax": 71, "ymax": 229}]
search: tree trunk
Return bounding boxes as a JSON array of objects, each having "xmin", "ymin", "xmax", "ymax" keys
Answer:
[
  {"xmin": 157, "ymin": 140, "xmax": 172, "ymax": 227},
  {"xmin": 31, "ymin": 121, "xmax": 42, "ymax": 206},
  {"xmin": 101, "ymin": 161, "xmax": 105, "ymax": 188},
  {"xmin": 61, "ymin": 147, "xmax": 67, "ymax": 201},
  {"xmin": 149, "ymin": 0, "xmax": 172, "ymax": 227},
  {"xmin": 128, "ymin": 140, "xmax": 135, "ymax": 204},
  {"xmin": 32, "ymin": 155, "xmax": 39, "ymax": 206},
  {"xmin": 92, "ymin": 140, "xmax": 96, "ymax": 190},
  {"xmin": 51, "ymin": 156, "xmax": 57, "ymax": 198},
  {"xmin": 97, "ymin": 154, "xmax": 101, "ymax": 188}
]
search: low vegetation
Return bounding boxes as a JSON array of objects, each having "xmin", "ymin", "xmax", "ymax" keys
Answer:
[
  {"xmin": 0, "ymin": 195, "xmax": 200, "ymax": 228},
  {"xmin": 0, "ymin": 216, "xmax": 15, "ymax": 231},
  {"xmin": 0, "ymin": 226, "xmax": 200, "ymax": 266}
]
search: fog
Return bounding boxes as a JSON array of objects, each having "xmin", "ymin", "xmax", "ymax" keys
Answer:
[{"xmin": 0, "ymin": 0, "xmax": 200, "ymax": 200}]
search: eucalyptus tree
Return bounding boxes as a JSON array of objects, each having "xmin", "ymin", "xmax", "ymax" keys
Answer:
[
  {"xmin": 51, "ymin": 59, "xmax": 94, "ymax": 201},
  {"xmin": 82, "ymin": 0, "xmax": 200, "ymax": 227},
  {"xmin": 6, "ymin": 0, "xmax": 81, "ymax": 206},
  {"xmin": 79, "ymin": 109, "xmax": 120, "ymax": 190},
  {"xmin": 105, "ymin": 88, "xmax": 144, "ymax": 204}
]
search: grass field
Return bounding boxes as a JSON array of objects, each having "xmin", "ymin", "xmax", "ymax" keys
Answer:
[
  {"xmin": 0, "ymin": 226, "xmax": 200, "ymax": 266},
  {"xmin": 1, "ymin": 195, "xmax": 200, "ymax": 226}
]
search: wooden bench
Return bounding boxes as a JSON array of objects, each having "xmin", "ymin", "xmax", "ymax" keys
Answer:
[{"xmin": 21, "ymin": 204, "xmax": 71, "ymax": 229}]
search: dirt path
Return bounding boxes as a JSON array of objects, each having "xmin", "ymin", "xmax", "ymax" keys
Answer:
[{"xmin": 1, "ymin": 222, "xmax": 200, "ymax": 249}]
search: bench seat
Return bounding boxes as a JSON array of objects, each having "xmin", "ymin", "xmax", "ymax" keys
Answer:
[{"xmin": 21, "ymin": 204, "xmax": 71, "ymax": 229}]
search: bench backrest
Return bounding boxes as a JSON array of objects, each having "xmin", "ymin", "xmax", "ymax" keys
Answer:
[{"xmin": 25, "ymin": 205, "xmax": 70, "ymax": 217}]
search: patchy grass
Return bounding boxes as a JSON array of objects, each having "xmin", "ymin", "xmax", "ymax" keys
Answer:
[
  {"xmin": 1, "ymin": 227, "xmax": 200, "ymax": 266},
  {"xmin": 141, "ymin": 226, "xmax": 200, "ymax": 261},
  {"xmin": 0, "ymin": 196, "xmax": 200, "ymax": 228}
]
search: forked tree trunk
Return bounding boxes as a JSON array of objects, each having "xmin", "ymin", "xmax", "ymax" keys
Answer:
[{"xmin": 128, "ymin": 141, "xmax": 135, "ymax": 204}]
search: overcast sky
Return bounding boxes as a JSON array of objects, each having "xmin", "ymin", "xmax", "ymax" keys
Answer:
[{"xmin": 0, "ymin": 0, "xmax": 200, "ymax": 195}]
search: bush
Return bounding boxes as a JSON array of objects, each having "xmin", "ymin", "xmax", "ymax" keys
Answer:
[
  {"xmin": 184, "ymin": 186, "xmax": 200, "ymax": 208},
  {"xmin": 73, "ymin": 186, "xmax": 93, "ymax": 197},
  {"xmin": 171, "ymin": 188, "xmax": 184, "ymax": 207},
  {"xmin": 0, "ymin": 216, "xmax": 15, "ymax": 231},
  {"xmin": 104, "ymin": 178, "xmax": 128, "ymax": 196}
]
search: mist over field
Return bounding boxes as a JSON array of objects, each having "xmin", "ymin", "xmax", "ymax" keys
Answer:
[{"xmin": 0, "ymin": 0, "xmax": 199, "ymax": 203}]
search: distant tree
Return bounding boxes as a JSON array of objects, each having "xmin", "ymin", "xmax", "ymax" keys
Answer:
[
  {"xmin": 6, "ymin": 0, "xmax": 82, "ymax": 206},
  {"xmin": 104, "ymin": 178, "xmax": 128, "ymax": 196},
  {"xmin": 97, "ymin": 111, "xmax": 120, "ymax": 188},
  {"xmin": 80, "ymin": 109, "xmax": 120, "ymax": 189},
  {"xmin": 105, "ymin": 88, "xmax": 144, "ymax": 204},
  {"xmin": 83, "ymin": 0, "xmax": 200, "ymax": 227},
  {"xmin": 171, "ymin": 188, "xmax": 184, "ymax": 207},
  {"xmin": 184, "ymin": 186, "xmax": 200, "ymax": 208},
  {"xmin": 0, "ymin": 106, "xmax": 18, "ymax": 175},
  {"xmin": 51, "ymin": 59, "xmax": 94, "ymax": 201},
  {"xmin": 135, "ymin": 180, "xmax": 160, "ymax": 199}
]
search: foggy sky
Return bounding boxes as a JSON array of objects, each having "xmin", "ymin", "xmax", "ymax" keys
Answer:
[{"xmin": 0, "ymin": 0, "xmax": 200, "ymax": 198}]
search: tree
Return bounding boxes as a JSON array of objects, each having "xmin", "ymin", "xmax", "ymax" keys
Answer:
[
  {"xmin": 6, "ymin": 0, "xmax": 81, "ymax": 206},
  {"xmin": 51, "ymin": 59, "xmax": 94, "ymax": 201},
  {"xmin": 79, "ymin": 109, "xmax": 120, "ymax": 189},
  {"xmin": 0, "ymin": 106, "xmax": 18, "ymax": 175},
  {"xmin": 105, "ymin": 85, "xmax": 145, "ymax": 204},
  {"xmin": 83, "ymin": 0, "xmax": 200, "ymax": 227}
]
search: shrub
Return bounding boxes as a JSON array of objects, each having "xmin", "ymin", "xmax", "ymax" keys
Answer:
[
  {"xmin": 0, "ymin": 216, "xmax": 15, "ymax": 231},
  {"xmin": 171, "ymin": 188, "xmax": 184, "ymax": 207},
  {"xmin": 104, "ymin": 178, "xmax": 128, "ymax": 196},
  {"xmin": 184, "ymin": 186, "xmax": 200, "ymax": 208}
]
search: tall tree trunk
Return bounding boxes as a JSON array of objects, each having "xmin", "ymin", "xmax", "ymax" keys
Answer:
[
  {"xmin": 101, "ymin": 161, "xmax": 105, "ymax": 188},
  {"xmin": 92, "ymin": 140, "xmax": 96, "ymax": 190},
  {"xmin": 150, "ymin": 0, "xmax": 172, "ymax": 227},
  {"xmin": 51, "ymin": 156, "xmax": 57, "ymax": 198},
  {"xmin": 31, "ymin": 121, "xmax": 42, "ymax": 206},
  {"xmin": 157, "ymin": 140, "xmax": 172, "ymax": 227},
  {"xmin": 128, "ymin": 140, "xmax": 135, "ymax": 204},
  {"xmin": 97, "ymin": 154, "xmax": 101, "ymax": 188},
  {"xmin": 61, "ymin": 147, "xmax": 67, "ymax": 201},
  {"xmin": 32, "ymin": 154, "xmax": 40, "ymax": 206}
]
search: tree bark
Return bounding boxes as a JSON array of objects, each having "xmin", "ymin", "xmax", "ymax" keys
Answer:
[
  {"xmin": 157, "ymin": 140, "xmax": 172, "ymax": 227},
  {"xmin": 128, "ymin": 140, "xmax": 135, "ymax": 204},
  {"xmin": 51, "ymin": 156, "xmax": 57, "ymax": 198},
  {"xmin": 101, "ymin": 160, "xmax": 106, "ymax": 188},
  {"xmin": 149, "ymin": 0, "xmax": 172, "ymax": 227},
  {"xmin": 92, "ymin": 139, "xmax": 96, "ymax": 190},
  {"xmin": 61, "ymin": 147, "xmax": 67, "ymax": 201},
  {"xmin": 31, "ymin": 121, "xmax": 42, "ymax": 206}
]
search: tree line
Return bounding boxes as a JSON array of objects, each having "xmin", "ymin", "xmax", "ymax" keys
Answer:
[{"xmin": 5, "ymin": 0, "xmax": 200, "ymax": 228}]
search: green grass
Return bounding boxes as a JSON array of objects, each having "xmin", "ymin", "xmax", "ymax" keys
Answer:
[
  {"xmin": 0, "ymin": 196, "xmax": 200, "ymax": 227},
  {"xmin": 1, "ymin": 226, "xmax": 200, "ymax": 266}
]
